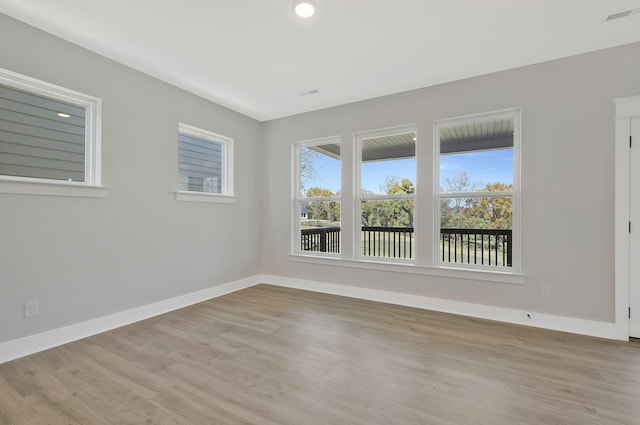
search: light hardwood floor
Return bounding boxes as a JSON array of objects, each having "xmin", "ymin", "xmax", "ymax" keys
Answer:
[{"xmin": 1, "ymin": 284, "xmax": 639, "ymax": 424}]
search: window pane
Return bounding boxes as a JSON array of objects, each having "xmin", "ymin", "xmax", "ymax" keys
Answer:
[
  {"xmin": 361, "ymin": 199, "xmax": 414, "ymax": 259},
  {"xmin": 178, "ymin": 133, "xmax": 222, "ymax": 193},
  {"xmin": 440, "ymin": 196, "xmax": 512, "ymax": 267},
  {"xmin": 300, "ymin": 200, "xmax": 340, "ymax": 254},
  {"xmin": 440, "ymin": 117, "xmax": 513, "ymax": 193},
  {"xmin": 299, "ymin": 144, "xmax": 340, "ymax": 197},
  {"xmin": 297, "ymin": 140, "xmax": 341, "ymax": 255},
  {"xmin": 361, "ymin": 132, "xmax": 415, "ymax": 195},
  {"xmin": 437, "ymin": 112, "xmax": 518, "ymax": 269},
  {"xmin": 0, "ymin": 83, "xmax": 86, "ymax": 182}
]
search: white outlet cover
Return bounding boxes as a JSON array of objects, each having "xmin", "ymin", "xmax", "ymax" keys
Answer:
[{"xmin": 24, "ymin": 300, "xmax": 39, "ymax": 317}]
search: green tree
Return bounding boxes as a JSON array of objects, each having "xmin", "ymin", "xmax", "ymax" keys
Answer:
[
  {"xmin": 361, "ymin": 177, "xmax": 414, "ymax": 227},
  {"xmin": 383, "ymin": 177, "xmax": 415, "ymax": 195},
  {"xmin": 306, "ymin": 187, "xmax": 334, "ymax": 198},
  {"xmin": 464, "ymin": 183, "xmax": 513, "ymax": 229},
  {"xmin": 440, "ymin": 173, "xmax": 512, "ymax": 229},
  {"xmin": 441, "ymin": 173, "xmax": 470, "ymax": 228},
  {"xmin": 305, "ymin": 187, "xmax": 340, "ymax": 222}
]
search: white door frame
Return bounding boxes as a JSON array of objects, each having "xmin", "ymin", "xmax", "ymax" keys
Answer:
[{"xmin": 614, "ymin": 95, "xmax": 640, "ymax": 340}]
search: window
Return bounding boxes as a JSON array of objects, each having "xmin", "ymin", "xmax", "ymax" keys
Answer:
[
  {"xmin": 289, "ymin": 115, "xmax": 522, "ymax": 283},
  {"xmin": 435, "ymin": 109, "xmax": 520, "ymax": 271},
  {"xmin": 294, "ymin": 137, "xmax": 341, "ymax": 255},
  {"xmin": 0, "ymin": 68, "xmax": 101, "ymax": 188},
  {"xmin": 357, "ymin": 127, "xmax": 416, "ymax": 261},
  {"xmin": 177, "ymin": 123, "xmax": 234, "ymax": 202}
]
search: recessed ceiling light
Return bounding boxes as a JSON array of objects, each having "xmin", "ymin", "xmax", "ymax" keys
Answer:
[
  {"xmin": 294, "ymin": 1, "xmax": 316, "ymax": 18},
  {"xmin": 57, "ymin": 112, "xmax": 70, "ymax": 118}
]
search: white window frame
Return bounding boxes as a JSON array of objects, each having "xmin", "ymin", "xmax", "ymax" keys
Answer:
[
  {"xmin": 292, "ymin": 136, "xmax": 342, "ymax": 257},
  {"xmin": 434, "ymin": 108, "xmax": 522, "ymax": 273},
  {"xmin": 0, "ymin": 67, "xmax": 104, "ymax": 198},
  {"xmin": 176, "ymin": 123, "xmax": 235, "ymax": 203},
  {"xmin": 355, "ymin": 125, "xmax": 417, "ymax": 264}
]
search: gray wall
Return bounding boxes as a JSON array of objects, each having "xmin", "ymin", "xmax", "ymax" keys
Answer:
[
  {"xmin": 0, "ymin": 14, "xmax": 262, "ymax": 344},
  {"xmin": 261, "ymin": 42, "xmax": 640, "ymax": 323},
  {"xmin": 2, "ymin": 12, "xmax": 640, "ymax": 346}
]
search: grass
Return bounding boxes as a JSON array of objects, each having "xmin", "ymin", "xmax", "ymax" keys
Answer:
[
  {"xmin": 440, "ymin": 240, "xmax": 509, "ymax": 267},
  {"xmin": 360, "ymin": 231, "xmax": 414, "ymax": 259}
]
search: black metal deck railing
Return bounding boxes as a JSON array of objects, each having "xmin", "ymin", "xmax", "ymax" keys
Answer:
[
  {"xmin": 301, "ymin": 227, "xmax": 512, "ymax": 267},
  {"xmin": 301, "ymin": 227, "xmax": 341, "ymax": 253},
  {"xmin": 440, "ymin": 228, "xmax": 512, "ymax": 267},
  {"xmin": 361, "ymin": 226, "xmax": 414, "ymax": 259}
]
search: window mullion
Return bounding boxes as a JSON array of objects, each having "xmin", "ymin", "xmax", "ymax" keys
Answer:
[
  {"xmin": 360, "ymin": 193, "xmax": 416, "ymax": 201},
  {"xmin": 439, "ymin": 190, "xmax": 514, "ymax": 199},
  {"xmin": 302, "ymin": 196, "xmax": 341, "ymax": 202}
]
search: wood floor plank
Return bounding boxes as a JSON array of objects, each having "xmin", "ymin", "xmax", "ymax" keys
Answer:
[{"xmin": 1, "ymin": 284, "xmax": 639, "ymax": 425}]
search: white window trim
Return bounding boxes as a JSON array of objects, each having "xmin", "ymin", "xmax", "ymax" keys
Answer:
[
  {"xmin": 176, "ymin": 123, "xmax": 234, "ymax": 203},
  {"xmin": 433, "ymin": 108, "xmax": 522, "ymax": 274},
  {"xmin": 0, "ymin": 68, "xmax": 104, "ymax": 197},
  {"xmin": 292, "ymin": 136, "xmax": 342, "ymax": 257},
  {"xmin": 355, "ymin": 125, "xmax": 417, "ymax": 263},
  {"xmin": 288, "ymin": 253, "xmax": 525, "ymax": 284},
  {"xmin": 289, "ymin": 118, "xmax": 525, "ymax": 285},
  {"xmin": 175, "ymin": 191, "xmax": 237, "ymax": 203}
]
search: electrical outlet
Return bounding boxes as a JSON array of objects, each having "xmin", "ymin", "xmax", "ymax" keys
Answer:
[
  {"xmin": 24, "ymin": 300, "xmax": 39, "ymax": 317},
  {"xmin": 542, "ymin": 285, "xmax": 552, "ymax": 298}
]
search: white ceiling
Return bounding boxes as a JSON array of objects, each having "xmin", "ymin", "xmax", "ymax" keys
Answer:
[{"xmin": 1, "ymin": 0, "xmax": 640, "ymax": 121}]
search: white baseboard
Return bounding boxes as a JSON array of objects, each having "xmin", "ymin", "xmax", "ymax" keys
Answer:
[
  {"xmin": 1, "ymin": 273, "xmax": 626, "ymax": 364},
  {"xmin": 0, "ymin": 275, "xmax": 261, "ymax": 364},
  {"xmin": 258, "ymin": 274, "xmax": 625, "ymax": 341}
]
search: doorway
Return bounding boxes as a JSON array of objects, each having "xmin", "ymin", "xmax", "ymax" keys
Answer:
[
  {"xmin": 616, "ymin": 95, "xmax": 640, "ymax": 340},
  {"xmin": 630, "ymin": 117, "xmax": 640, "ymax": 338}
]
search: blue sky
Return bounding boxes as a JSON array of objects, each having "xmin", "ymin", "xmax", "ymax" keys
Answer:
[
  {"xmin": 362, "ymin": 158, "xmax": 415, "ymax": 194},
  {"xmin": 303, "ymin": 153, "xmax": 341, "ymax": 193},
  {"xmin": 440, "ymin": 148, "xmax": 513, "ymax": 190},
  {"xmin": 302, "ymin": 148, "xmax": 513, "ymax": 195}
]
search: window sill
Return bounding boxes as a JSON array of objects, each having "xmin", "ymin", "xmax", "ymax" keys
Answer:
[
  {"xmin": 175, "ymin": 191, "xmax": 237, "ymax": 204},
  {"xmin": 288, "ymin": 254, "xmax": 525, "ymax": 285},
  {"xmin": 0, "ymin": 179, "xmax": 107, "ymax": 198}
]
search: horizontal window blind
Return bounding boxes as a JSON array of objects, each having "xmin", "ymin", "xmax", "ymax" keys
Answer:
[
  {"xmin": 178, "ymin": 133, "xmax": 223, "ymax": 193},
  {"xmin": 0, "ymin": 84, "xmax": 86, "ymax": 182}
]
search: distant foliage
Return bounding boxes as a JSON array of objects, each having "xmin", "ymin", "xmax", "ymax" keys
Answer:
[
  {"xmin": 305, "ymin": 187, "xmax": 340, "ymax": 222},
  {"xmin": 440, "ymin": 173, "xmax": 512, "ymax": 229},
  {"xmin": 302, "ymin": 171, "xmax": 512, "ymax": 230},
  {"xmin": 361, "ymin": 177, "xmax": 414, "ymax": 227}
]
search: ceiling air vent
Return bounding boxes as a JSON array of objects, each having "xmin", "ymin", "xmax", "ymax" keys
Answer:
[{"xmin": 605, "ymin": 9, "xmax": 636, "ymax": 21}]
